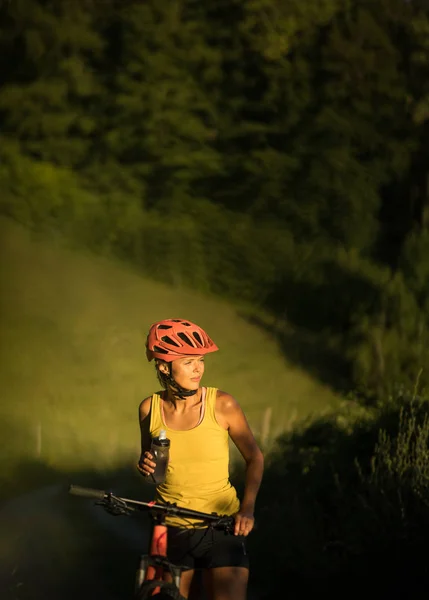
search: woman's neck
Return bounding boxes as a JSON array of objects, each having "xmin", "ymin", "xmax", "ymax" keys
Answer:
[{"xmin": 164, "ymin": 386, "xmax": 202, "ymax": 411}]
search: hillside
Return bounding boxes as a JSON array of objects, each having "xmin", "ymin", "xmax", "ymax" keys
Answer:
[{"xmin": 0, "ymin": 218, "xmax": 340, "ymax": 497}]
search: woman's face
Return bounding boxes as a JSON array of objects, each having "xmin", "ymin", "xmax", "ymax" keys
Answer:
[{"xmin": 169, "ymin": 355, "xmax": 205, "ymax": 390}]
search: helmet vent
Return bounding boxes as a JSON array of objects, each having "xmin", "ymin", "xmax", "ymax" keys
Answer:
[
  {"xmin": 153, "ymin": 345, "xmax": 168, "ymax": 354},
  {"xmin": 161, "ymin": 335, "xmax": 180, "ymax": 347},
  {"xmin": 193, "ymin": 332, "xmax": 202, "ymax": 344},
  {"xmin": 177, "ymin": 332, "xmax": 194, "ymax": 345},
  {"xmin": 158, "ymin": 324, "xmax": 172, "ymax": 330}
]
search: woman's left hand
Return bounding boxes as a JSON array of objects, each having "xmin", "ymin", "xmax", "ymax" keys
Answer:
[{"xmin": 234, "ymin": 510, "xmax": 255, "ymax": 536}]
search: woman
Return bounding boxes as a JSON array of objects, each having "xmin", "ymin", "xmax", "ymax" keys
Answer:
[{"xmin": 137, "ymin": 318, "xmax": 264, "ymax": 600}]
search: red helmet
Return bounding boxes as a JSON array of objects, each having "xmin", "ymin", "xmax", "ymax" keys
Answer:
[{"xmin": 146, "ymin": 319, "xmax": 218, "ymax": 362}]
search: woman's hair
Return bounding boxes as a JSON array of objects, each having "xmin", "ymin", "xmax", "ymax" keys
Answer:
[{"xmin": 155, "ymin": 360, "xmax": 169, "ymax": 389}]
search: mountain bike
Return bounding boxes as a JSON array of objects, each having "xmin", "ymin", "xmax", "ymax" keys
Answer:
[{"xmin": 69, "ymin": 485, "xmax": 235, "ymax": 599}]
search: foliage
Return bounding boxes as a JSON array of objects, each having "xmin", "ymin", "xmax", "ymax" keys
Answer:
[
  {"xmin": 0, "ymin": 0, "xmax": 103, "ymax": 166},
  {"xmin": 249, "ymin": 391, "xmax": 429, "ymax": 595}
]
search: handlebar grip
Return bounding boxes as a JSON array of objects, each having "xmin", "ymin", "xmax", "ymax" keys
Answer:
[{"xmin": 69, "ymin": 485, "xmax": 106, "ymax": 500}]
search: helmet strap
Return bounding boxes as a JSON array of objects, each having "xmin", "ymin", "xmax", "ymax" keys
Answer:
[{"xmin": 157, "ymin": 362, "xmax": 198, "ymax": 399}]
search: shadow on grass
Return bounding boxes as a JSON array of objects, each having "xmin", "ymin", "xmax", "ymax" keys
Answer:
[
  {"xmin": 239, "ymin": 311, "xmax": 351, "ymax": 396},
  {"xmin": 238, "ymin": 252, "xmax": 390, "ymax": 397},
  {"xmin": 0, "ymin": 460, "xmax": 153, "ymax": 600},
  {"xmin": 230, "ymin": 396, "xmax": 429, "ymax": 598}
]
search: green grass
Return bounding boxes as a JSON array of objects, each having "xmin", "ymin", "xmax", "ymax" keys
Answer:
[{"xmin": 0, "ymin": 217, "xmax": 341, "ymax": 498}]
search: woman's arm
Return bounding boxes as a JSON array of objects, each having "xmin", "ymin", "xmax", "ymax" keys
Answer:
[
  {"xmin": 216, "ymin": 392, "xmax": 264, "ymax": 536},
  {"xmin": 137, "ymin": 396, "xmax": 156, "ymax": 477}
]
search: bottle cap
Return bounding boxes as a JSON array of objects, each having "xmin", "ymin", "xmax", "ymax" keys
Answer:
[{"xmin": 159, "ymin": 429, "xmax": 167, "ymax": 440}]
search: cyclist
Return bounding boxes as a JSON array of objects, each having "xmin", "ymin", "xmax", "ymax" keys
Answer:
[{"xmin": 137, "ymin": 318, "xmax": 264, "ymax": 600}]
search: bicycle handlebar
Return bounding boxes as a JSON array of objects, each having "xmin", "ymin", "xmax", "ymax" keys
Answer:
[
  {"xmin": 69, "ymin": 484, "xmax": 235, "ymax": 528},
  {"xmin": 69, "ymin": 485, "xmax": 107, "ymax": 501}
]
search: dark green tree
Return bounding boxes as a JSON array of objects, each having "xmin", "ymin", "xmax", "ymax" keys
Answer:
[
  {"xmin": 98, "ymin": 0, "xmax": 222, "ymax": 210},
  {"xmin": 0, "ymin": 0, "xmax": 103, "ymax": 166}
]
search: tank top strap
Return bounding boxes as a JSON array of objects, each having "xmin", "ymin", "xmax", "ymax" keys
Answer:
[
  {"xmin": 149, "ymin": 391, "xmax": 164, "ymax": 434},
  {"xmin": 150, "ymin": 387, "xmax": 221, "ymax": 434},
  {"xmin": 203, "ymin": 387, "xmax": 222, "ymax": 429}
]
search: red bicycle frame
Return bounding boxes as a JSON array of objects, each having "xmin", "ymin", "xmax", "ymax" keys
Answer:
[
  {"xmin": 135, "ymin": 506, "xmax": 182, "ymax": 596},
  {"xmin": 145, "ymin": 522, "xmax": 169, "ymax": 594}
]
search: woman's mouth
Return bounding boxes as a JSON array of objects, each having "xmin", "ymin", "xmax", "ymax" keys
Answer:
[{"xmin": 191, "ymin": 377, "xmax": 201, "ymax": 382}]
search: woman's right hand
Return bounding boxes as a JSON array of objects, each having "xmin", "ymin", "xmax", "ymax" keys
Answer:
[{"xmin": 137, "ymin": 451, "xmax": 156, "ymax": 477}]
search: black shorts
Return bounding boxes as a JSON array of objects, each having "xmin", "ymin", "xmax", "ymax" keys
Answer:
[{"xmin": 167, "ymin": 526, "xmax": 249, "ymax": 571}]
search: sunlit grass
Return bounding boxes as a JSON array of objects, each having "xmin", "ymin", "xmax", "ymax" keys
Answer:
[{"xmin": 0, "ymin": 218, "xmax": 341, "ymax": 496}]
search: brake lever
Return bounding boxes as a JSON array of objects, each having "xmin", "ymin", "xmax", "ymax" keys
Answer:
[
  {"xmin": 96, "ymin": 495, "xmax": 134, "ymax": 516},
  {"xmin": 212, "ymin": 516, "xmax": 235, "ymax": 533}
]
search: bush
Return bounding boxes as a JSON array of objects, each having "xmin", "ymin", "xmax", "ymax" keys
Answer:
[
  {"xmin": 0, "ymin": 143, "xmax": 100, "ymax": 238},
  {"xmin": 249, "ymin": 392, "xmax": 429, "ymax": 597},
  {"xmin": 0, "ymin": 144, "xmax": 147, "ymax": 257}
]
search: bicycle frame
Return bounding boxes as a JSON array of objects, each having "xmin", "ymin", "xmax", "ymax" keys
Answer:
[{"xmin": 135, "ymin": 510, "xmax": 182, "ymax": 596}]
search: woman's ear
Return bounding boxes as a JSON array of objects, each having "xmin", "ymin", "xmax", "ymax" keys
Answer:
[{"xmin": 157, "ymin": 361, "xmax": 169, "ymax": 375}]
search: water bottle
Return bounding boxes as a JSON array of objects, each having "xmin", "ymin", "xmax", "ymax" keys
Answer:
[{"xmin": 147, "ymin": 429, "xmax": 170, "ymax": 485}]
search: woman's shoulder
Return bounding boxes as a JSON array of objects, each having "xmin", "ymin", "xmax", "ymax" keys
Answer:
[
  {"xmin": 139, "ymin": 391, "xmax": 163, "ymax": 420},
  {"xmin": 214, "ymin": 389, "xmax": 241, "ymax": 412},
  {"xmin": 211, "ymin": 389, "xmax": 243, "ymax": 430}
]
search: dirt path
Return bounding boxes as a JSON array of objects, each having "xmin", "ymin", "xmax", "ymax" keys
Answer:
[{"xmin": 0, "ymin": 484, "xmax": 146, "ymax": 600}]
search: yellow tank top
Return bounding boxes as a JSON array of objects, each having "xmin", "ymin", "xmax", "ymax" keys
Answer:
[{"xmin": 149, "ymin": 387, "xmax": 240, "ymax": 528}]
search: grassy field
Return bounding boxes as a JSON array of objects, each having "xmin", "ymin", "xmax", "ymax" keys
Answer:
[{"xmin": 0, "ymin": 217, "xmax": 341, "ymax": 499}]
